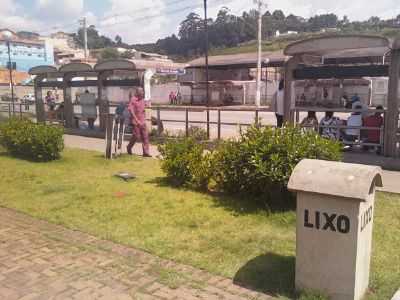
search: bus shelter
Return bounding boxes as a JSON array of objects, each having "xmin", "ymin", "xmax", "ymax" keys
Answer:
[
  {"xmin": 29, "ymin": 59, "xmax": 146, "ymax": 131},
  {"xmin": 283, "ymin": 35, "xmax": 400, "ymax": 158}
]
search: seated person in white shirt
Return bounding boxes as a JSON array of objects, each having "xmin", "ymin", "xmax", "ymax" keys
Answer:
[{"xmin": 344, "ymin": 105, "xmax": 363, "ymax": 142}]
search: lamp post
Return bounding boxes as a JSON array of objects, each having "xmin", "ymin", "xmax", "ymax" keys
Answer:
[
  {"xmin": 1, "ymin": 30, "xmax": 15, "ymax": 114},
  {"xmin": 203, "ymin": 0, "xmax": 210, "ymax": 139}
]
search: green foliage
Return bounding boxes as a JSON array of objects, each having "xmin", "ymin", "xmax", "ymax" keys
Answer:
[
  {"xmin": 212, "ymin": 126, "xmax": 342, "ymax": 206},
  {"xmin": 186, "ymin": 126, "xmax": 208, "ymax": 141},
  {"xmin": 298, "ymin": 290, "xmax": 329, "ymax": 300},
  {"xmin": 158, "ymin": 138, "xmax": 211, "ymax": 189},
  {"xmin": 0, "ymin": 118, "xmax": 64, "ymax": 161},
  {"xmin": 98, "ymin": 48, "xmax": 121, "ymax": 61},
  {"xmin": 159, "ymin": 125, "xmax": 342, "ymax": 208}
]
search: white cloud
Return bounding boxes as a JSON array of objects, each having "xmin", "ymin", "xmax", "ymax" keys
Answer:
[
  {"xmin": 36, "ymin": 0, "xmax": 84, "ymax": 20},
  {"xmin": 97, "ymin": 0, "xmax": 169, "ymax": 44},
  {"xmin": 1, "ymin": 0, "xmax": 400, "ymax": 43},
  {"xmin": 0, "ymin": 0, "xmax": 43, "ymax": 32}
]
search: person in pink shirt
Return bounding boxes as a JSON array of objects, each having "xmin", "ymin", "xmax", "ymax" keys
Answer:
[{"xmin": 127, "ymin": 87, "xmax": 151, "ymax": 157}]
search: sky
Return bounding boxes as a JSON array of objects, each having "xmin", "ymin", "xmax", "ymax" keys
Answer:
[{"xmin": 0, "ymin": 0, "xmax": 399, "ymax": 44}]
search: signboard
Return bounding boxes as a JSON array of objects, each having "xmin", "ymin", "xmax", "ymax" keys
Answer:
[
  {"xmin": 156, "ymin": 68, "xmax": 186, "ymax": 75},
  {"xmin": 7, "ymin": 62, "xmax": 16, "ymax": 70}
]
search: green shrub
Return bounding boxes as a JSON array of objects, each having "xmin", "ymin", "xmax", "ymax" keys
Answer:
[
  {"xmin": 186, "ymin": 126, "xmax": 208, "ymax": 141},
  {"xmin": 158, "ymin": 137, "xmax": 211, "ymax": 189},
  {"xmin": 298, "ymin": 289, "xmax": 329, "ymax": 300},
  {"xmin": 0, "ymin": 118, "xmax": 64, "ymax": 161},
  {"xmin": 212, "ymin": 125, "xmax": 342, "ymax": 206},
  {"xmin": 158, "ymin": 125, "xmax": 342, "ymax": 208}
]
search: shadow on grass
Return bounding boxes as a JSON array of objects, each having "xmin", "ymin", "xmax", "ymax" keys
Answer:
[
  {"xmin": 146, "ymin": 176, "xmax": 295, "ymax": 215},
  {"xmin": 233, "ymin": 253, "xmax": 295, "ymax": 299}
]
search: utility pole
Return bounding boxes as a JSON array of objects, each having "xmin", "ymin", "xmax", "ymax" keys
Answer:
[
  {"xmin": 1, "ymin": 30, "xmax": 15, "ymax": 114},
  {"xmin": 204, "ymin": 0, "xmax": 210, "ymax": 139},
  {"xmin": 79, "ymin": 17, "xmax": 88, "ymax": 61},
  {"xmin": 254, "ymin": 0, "xmax": 266, "ymax": 107},
  {"xmin": 6, "ymin": 41, "xmax": 15, "ymax": 114}
]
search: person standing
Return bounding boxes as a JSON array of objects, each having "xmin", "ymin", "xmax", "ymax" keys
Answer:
[
  {"xmin": 176, "ymin": 91, "xmax": 182, "ymax": 105},
  {"xmin": 169, "ymin": 91, "xmax": 175, "ymax": 105},
  {"xmin": 274, "ymin": 79, "xmax": 285, "ymax": 128},
  {"xmin": 127, "ymin": 88, "xmax": 151, "ymax": 157},
  {"xmin": 45, "ymin": 91, "xmax": 56, "ymax": 119}
]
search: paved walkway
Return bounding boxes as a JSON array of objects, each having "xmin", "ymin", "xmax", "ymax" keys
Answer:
[
  {"xmin": 64, "ymin": 135, "xmax": 161, "ymax": 157},
  {"xmin": 0, "ymin": 208, "xmax": 272, "ymax": 300},
  {"xmin": 64, "ymin": 134, "xmax": 400, "ymax": 194}
]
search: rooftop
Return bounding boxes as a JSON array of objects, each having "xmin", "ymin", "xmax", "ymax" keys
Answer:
[{"xmin": 187, "ymin": 50, "xmax": 288, "ymax": 69}]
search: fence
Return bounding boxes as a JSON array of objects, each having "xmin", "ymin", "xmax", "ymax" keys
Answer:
[
  {"xmin": 0, "ymin": 101, "xmax": 34, "ymax": 119},
  {"xmin": 2, "ymin": 100, "xmax": 398, "ymax": 157},
  {"xmin": 150, "ymin": 106, "xmax": 275, "ymax": 140}
]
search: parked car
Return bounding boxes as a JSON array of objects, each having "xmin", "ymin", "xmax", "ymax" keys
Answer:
[{"xmin": 22, "ymin": 94, "xmax": 35, "ymax": 104}]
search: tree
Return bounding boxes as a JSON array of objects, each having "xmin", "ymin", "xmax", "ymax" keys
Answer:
[
  {"xmin": 120, "ymin": 49, "xmax": 135, "ymax": 59},
  {"xmin": 272, "ymin": 10, "xmax": 285, "ymax": 21},
  {"xmin": 178, "ymin": 13, "xmax": 203, "ymax": 40},
  {"xmin": 115, "ymin": 35, "xmax": 123, "ymax": 45},
  {"xmin": 307, "ymin": 14, "xmax": 338, "ymax": 31},
  {"xmin": 99, "ymin": 48, "xmax": 120, "ymax": 60},
  {"xmin": 73, "ymin": 25, "xmax": 114, "ymax": 49}
]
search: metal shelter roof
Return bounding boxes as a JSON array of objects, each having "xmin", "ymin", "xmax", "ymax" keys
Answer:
[
  {"xmin": 187, "ymin": 50, "xmax": 289, "ymax": 69},
  {"xmin": 284, "ymin": 35, "xmax": 390, "ymax": 56},
  {"xmin": 28, "ymin": 59, "xmax": 146, "ymax": 76}
]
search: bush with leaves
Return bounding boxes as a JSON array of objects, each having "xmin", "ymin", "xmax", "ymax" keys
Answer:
[
  {"xmin": 0, "ymin": 118, "xmax": 64, "ymax": 161},
  {"xmin": 158, "ymin": 125, "xmax": 342, "ymax": 208},
  {"xmin": 158, "ymin": 137, "xmax": 212, "ymax": 189},
  {"xmin": 211, "ymin": 125, "xmax": 342, "ymax": 206}
]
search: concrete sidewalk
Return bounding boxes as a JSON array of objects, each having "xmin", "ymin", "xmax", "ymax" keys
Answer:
[{"xmin": 63, "ymin": 134, "xmax": 400, "ymax": 194}]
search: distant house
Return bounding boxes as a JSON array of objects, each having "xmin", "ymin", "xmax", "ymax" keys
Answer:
[
  {"xmin": 276, "ymin": 30, "xmax": 298, "ymax": 37},
  {"xmin": 0, "ymin": 29, "xmax": 54, "ymax": 72}
]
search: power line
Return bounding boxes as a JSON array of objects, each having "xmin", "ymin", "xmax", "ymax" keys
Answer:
[
  {"xmin": 98, "ymin": 0, "xmax": 185, "ymax": 23},
  {"xmin": 96, "ymin": 4, "xmax": 202, "ymax": 29}
]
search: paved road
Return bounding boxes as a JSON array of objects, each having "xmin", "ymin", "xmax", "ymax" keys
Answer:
[{"xmin": 0, "ymin": 208, "xmax": 273, "ymax": 300}]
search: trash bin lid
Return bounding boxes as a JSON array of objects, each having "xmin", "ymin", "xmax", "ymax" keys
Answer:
[{"xmin": 288, "ymin": 159, "xmax": 383, "ymax": 201}]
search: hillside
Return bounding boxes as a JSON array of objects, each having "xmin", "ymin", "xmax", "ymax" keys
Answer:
[{"xmin": 209, "ymin": 28, "xmax": 400, "ymax": 57}]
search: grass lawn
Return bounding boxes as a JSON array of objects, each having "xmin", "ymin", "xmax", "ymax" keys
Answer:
[{"xmin": 0, "ymin": 148, "xmax": 398, "ymax": 299}]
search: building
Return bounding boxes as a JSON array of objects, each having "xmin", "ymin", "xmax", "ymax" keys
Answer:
[
  {"xmin": 181, "ymin": 51, "xmax": 288, "ymax": 106},
  {"xmin": 0, "ymin": 29, "xmax": 54, "ymax": 72}
]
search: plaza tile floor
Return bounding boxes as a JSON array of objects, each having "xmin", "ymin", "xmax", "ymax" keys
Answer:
[{"xmin": 0, "ymin": 208, "xmax": 273, "ymax": 300}]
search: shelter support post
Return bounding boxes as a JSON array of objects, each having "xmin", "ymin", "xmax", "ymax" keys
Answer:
[
  {"xmin": 63, "ymin": 73, "xmax": 74, "ymax": 128},
  {"xmin": 283, "ymin": 56, "xmax": 300, "ymax": 123},
  {"xmin": 98, "ymin": 71, "xmax": 111, "ymax": 131},
  {"xmin": 34, "ymin": 75, "xmax": 45, "ymax": 123},
  {"xmin": 384, "ymin": 48, "xmax": 400, "ymax": 157},
  {"xmin": 265, "ymin": 67, "xmax": 268, "ymax": 106}
]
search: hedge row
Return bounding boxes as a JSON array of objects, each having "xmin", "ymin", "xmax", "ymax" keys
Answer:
[
  {"xmin": 0, "ymin": 118, "xmax": 64, "ymax": 161},
  {"xmin": 158, "ymin": 125, "xmax": 342, "ymax": 208}
]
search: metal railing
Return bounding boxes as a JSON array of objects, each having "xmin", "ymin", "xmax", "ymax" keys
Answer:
[
  {"xmin": 149, "ymin": 106, "xmax": 275, "ymax": 140},
  {"xmin": 0, "ymin": 101, "xmax": 34, "ymax": 119}
]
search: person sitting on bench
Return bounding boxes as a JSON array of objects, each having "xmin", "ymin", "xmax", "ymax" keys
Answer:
[{"xmin": 78, "ymin": 90, "xmax": 97, "ymax": 129}]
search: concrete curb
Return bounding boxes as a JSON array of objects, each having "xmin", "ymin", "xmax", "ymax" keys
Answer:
[{"xmin": 392, "ymin": 290, "xmax": 400, "ymax": 300}]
